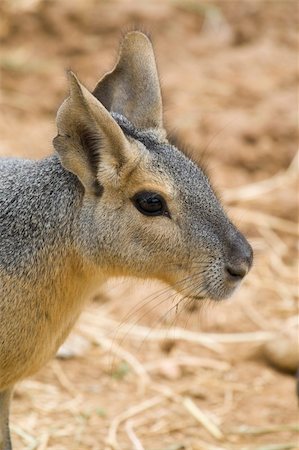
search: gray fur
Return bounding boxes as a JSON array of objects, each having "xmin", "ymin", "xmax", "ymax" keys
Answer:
[{"xmin": 0, "ymin": 156, "xmax": 81, "ymax": 275}]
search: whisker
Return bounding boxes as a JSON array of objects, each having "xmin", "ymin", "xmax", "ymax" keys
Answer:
[
  {"xmin": 131, "ymin": 279, "xmax": 209, "ymax": 353},
  {"xmin": 106, "ymin": 265, "xmax": 211, "ymax": 368},
  {"xmin": 134, "ymin": 292, "xmax": 184, "ymax": 352},
  {"xmin": 112, "ymin": 267, "xmax": 209, "ymax": 334}
]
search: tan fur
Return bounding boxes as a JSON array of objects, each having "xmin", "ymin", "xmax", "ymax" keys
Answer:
[{"xmin": 0, "ymin": 250, "xmax": 103, "ymax": 390}]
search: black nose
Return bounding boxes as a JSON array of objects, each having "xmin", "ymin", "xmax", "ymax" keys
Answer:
[
  {"xmin": 225, "ymin": 232, "xmax": 253, "ymax": 282},
  {"xmin": 225, "ymin": 263, "xmax": 247, "ymax": 281}
]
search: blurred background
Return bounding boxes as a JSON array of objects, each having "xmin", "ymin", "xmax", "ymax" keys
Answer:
[{"xmin": 0, "ymin": 1, "xmax": 298, "ymax": 449}]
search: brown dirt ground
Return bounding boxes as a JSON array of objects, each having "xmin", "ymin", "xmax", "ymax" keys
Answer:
[{"xmin": 0, "ymin": 1, "xmax": 298, "ymax": 449}]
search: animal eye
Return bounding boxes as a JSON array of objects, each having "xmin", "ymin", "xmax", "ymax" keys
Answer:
[{"xmin": 132, "ymin": 191, "xmax": 170, "ymax": 218}]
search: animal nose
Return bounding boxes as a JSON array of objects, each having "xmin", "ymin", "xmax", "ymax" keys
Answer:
[
  {"xmin": 225, "ymin": 263, "xmax": 248, "ymax": 281},
  {"xmin": 225, "ymin": 233, "xmax": 253, "ymax": 282}
]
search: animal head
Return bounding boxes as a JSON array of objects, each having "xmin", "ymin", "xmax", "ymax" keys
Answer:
[{"xmin": 53, "ymin": 31, "xmax": 253, "ymax": 301}]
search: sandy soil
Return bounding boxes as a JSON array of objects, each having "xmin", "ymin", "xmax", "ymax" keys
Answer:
[{"xmin": 0, "ymin": 1, "xmax": 298, "ymax": 449}]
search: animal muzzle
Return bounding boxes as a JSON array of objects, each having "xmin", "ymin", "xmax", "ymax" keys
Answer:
[{"xmin": 224, "ymin": 231, "xmax": 253, "ymax": 284}]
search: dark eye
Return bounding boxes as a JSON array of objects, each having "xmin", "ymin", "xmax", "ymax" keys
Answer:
[{"xmin": 132, "ymin": 191, "xmax": 170, "ymax": 218}]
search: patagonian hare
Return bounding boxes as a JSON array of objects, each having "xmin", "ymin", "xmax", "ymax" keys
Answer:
[{"xmin": 0, "ymin": 31, "xmax": 253, "ymax": 449}]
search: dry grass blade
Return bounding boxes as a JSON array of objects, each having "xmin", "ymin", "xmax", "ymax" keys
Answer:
[
  {"xmin": 79, "ymin": 325, "xmax": 151, "ymax": 387},
  {"xmin": 107, "ymin": 396, "xmax": 165, "ymax": 449},
  {"xmin": 118, "ymin": 325, "xmax": 275, "ymax": 343},
  {"xmin": 192, "ymin": 440, "xmax": 228, "ymax": 450},
  {"xmin": 36, "ymin": 433, "xmax": 50, "ymax": 450},
  {"xmin": 82, "ymin": 313, "xmax": 225, "ymax": 353},
  {"xmin": 125, "ymin": 420, "xmax": 145, "ymax": 450},
  {"xmin": 243, "ymin": 444, "xmax": 299, "ymax": 450},
  {"xmin": 182, "ymin": 397, "xmax": 224, "ymax": 440},
  {"xmin": 10, "ymin": 424, "xmax": 37, "ymax": 448},
  {"xmin": 144, "ymin": 355, "xmax": 231, "ymax": 372},
  {"xmin": 50, "ymin": 360, "xmax": 78, "ymax": 397},
  {"xmin": 83, "ymin": 313, "xmax": 275, "ymax": 345},
  {"xmin": 233, "ymin": 424, "xmax": 299, "ymax": 435}
]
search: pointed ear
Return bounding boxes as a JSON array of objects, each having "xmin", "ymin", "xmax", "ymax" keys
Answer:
[
  {"xmin": 53, "ymin": 72, "xmax": 131, "ymax": 195},
  {"xmin": 93, "ymin": 31, "xmax": 163, "ymax": 130}
]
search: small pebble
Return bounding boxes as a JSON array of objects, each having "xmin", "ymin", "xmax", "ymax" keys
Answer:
[{"xmin": 262, "ymin": 329, "xmax": 299, "ymax": 373}]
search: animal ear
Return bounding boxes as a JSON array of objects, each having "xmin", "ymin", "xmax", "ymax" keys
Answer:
[
  {"xmin": 93, "ymin": 31, "xmax": 163, "ymax": 130},
  {"xmin": 53, "ymin": 72, "xmax": 131, "ymax": 195}
]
